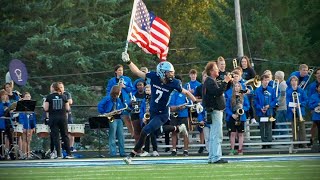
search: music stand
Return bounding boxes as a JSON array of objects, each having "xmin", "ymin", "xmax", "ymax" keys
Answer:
[
  {"xmin": 89, "ymin": 117, "xmax": 109, "ymax": 158},
  {"xmin": 14, "ymin": 100, "xmax": 39, "ymax": 159}
]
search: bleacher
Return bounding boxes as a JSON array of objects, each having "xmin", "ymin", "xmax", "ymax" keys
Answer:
[{"xmin": 119, "ymin": 121, "xmax": 314, "ymax": 155}]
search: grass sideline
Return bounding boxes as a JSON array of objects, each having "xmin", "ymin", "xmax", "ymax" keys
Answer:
[{"xmin": 0, "ymin": 160, "xmax": 319, "ymax": 179}]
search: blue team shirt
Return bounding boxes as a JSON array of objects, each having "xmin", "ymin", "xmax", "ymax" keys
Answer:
[{"xmin": 146, "ymin": 72, "xmax": 183, "ymax": 114}]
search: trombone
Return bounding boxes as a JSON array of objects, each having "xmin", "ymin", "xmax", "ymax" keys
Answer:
[
  {"xmin": 292, "ymin": 91, "xmax": 304, "ymax": 122},
  {"xmin": 299, "ymin": 69, "xmax": 314, "ymax": 89},
  {"xmin": 232, "ymin": 59, "xmax": 238, "ymax": 69}
]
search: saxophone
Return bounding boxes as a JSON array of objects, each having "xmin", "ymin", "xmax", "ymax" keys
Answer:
[
  {"xmin": 234, "ymin": 95, "xmax": 244, "ymax": 126},
  {"xmin": 98, "ymin": 104, "xmax": 128, "ymax": 122},
  {"xmin": 144, "ymin": 95, "xmax": 151, "ymax": 122}
]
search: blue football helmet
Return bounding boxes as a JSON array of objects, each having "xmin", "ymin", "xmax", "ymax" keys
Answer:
[{"xmin": 156, "ymin": 61, "xmax": 175, "ymax": 80}]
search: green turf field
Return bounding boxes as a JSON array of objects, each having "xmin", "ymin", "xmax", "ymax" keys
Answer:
[{"xmin": 0, "ymin": 160, "xmax": 319, "ymax": 179}]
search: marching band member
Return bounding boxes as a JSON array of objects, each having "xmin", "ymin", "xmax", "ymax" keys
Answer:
[
  {"xmin": 216, "ymin": 56, "xmax": 229, "ymax": 81},
  {"xmin": 240, "ymin": 56, "xmax": 257, "ymax": 124},
  {"xmin": 0, "ymin": 89, "xmax": 15, "ymax": 160},
  {"xmin": 130, "ymin": 80, "xmax": 146, "ymax": 143},
  {"xmin": 263, "ymin": 70, "xmax": 274, "ymax": 87},
  {"xmin": 184, "ymin": 69, "xmax": 201, "ymax": 95},
  {"xmin": 122, "ymin": 52, "xmax": 202, "ymax": 164},
  {"xmin": 44, "ymin": 82, "xmax": 73, "ymax": 159},
  {"xmin": 308, "ymin": 83, "xmax": 320, "ymax": 147},
  {"xmin": 307, "ymin": 67, "xmax": 320, "ymax": 96},
  {"xmin": 254, "ymin": 75, "xmax": 277, "ymax": 149},
  {"xmin": 98, "ymin": 85, "xmax": 126, "ymax": 157},
  {"xmin": 286, "ymin": 64, "xmax": 310, "ymax": 88},
  {"xmin": 169, "ymin": 75, "xmax": 190, "ymax": 156},
  {"xmin": 18, "ymin": 92, "xmax": 36, "ymax": 159},
  {"xmin": 106, "ymin": 64, "xmax": 134, "ymax": 137},
  {"xmin": 274, "ymin": 71, "xmax": 289, "ymax": 136},
  {"xmin": 306, "ymin": 67, "xmax": 320, "ymax": 145},
  {"xmin": 139, "ymin": 85, "xmax": 159, "ymax": 157},
  {"xmin": 4, "ymin": 82, "xmax": 20, "ymax": 103},
  {"xmin": 286, "ymin": 76, "xmax": 308, "ymax": 148},
  {"xmin": 226, "ymin": 82, "xmax": 250, "ymax": 155},
  {"xmin": 240, "ymin": 56, "xmax": 256, "ymax": 82}
]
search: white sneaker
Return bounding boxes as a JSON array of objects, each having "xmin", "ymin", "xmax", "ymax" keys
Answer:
[
  {"xmin": 140, "ymin": 151, "xmax": 150, "ymax": 157},
  {"xmin": 178, "ymin": 124, "xmax": 188, "ymax": 137},
  {"xmin": 152, "ymin": 151, "xmax": 159, "ymax": 157},
  {"xmin": 50, "ymin": 150, "xmax": 57, "ymax": 159},
  {"xmin": 251, "ymin": 118, "xmax": 257, "ymax": 124},
  {"xmin": 123, "ymin": 156, "xmax": 132, "ymax": 165},
  {"xmin": 64, "ymin": 155, "xmax": 74, "ymax": 159}
]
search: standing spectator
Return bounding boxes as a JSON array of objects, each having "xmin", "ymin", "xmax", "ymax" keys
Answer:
[
  {"xmin": 203, "ymin": 61, "xmax": 231, "ymax": 164},
  {"xmin": 106, "ymin": 64, "xmax": 134, "ymax": 137},
  {"xmin": 98, "ymin": 85, "xmax": 126, "ymax": 157}
]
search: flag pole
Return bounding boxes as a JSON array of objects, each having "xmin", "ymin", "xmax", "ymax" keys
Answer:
[{"xmin": 125, "ymin": 0, "xmax": 138, "ymax": 53}]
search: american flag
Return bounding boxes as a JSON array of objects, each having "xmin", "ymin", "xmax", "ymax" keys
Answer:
[{"xmin": 128, "ymin": 0, "xmax": 171, "ymax": 60}]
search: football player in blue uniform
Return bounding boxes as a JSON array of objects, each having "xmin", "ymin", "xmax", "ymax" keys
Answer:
[{"xmin": 122, "ymin": 52, "xmax": 203, "ymax": 164}]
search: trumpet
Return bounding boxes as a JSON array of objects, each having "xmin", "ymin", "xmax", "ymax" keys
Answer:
[
  {"xmin": 245, "ymin": 75, "xmax": 261, "ymax": 88},
  {"xmin": 292, "ymin": 91, "xmax": 304, "ymax": 122},
  {"xmin": 232, "ymin": 59, "xmax": 238, "ymax": 69},
  {"xmin": 98, "ymin": 104, "xmax": 128, "ymax": 122},
  {"xmin": 299, "ymin": 69, "xmax": 314, "ymax": 89}
]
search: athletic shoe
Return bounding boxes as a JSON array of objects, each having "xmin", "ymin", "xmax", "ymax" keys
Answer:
[
  {"xmin": 171, "ymin": 151, "xmax": 177, "ymax": 156},
  {"xmin": 178, "ymin": 124, "xmax": 188, "ymax": 137},
  {"xmin": 164, "ymin": 147, "xmax": 170, "ymax": 152},
  {"xmin": 140, "ymin": 151, "xmax": 150, "ymax": 157},
  {"xmin": 183, "ymin": 150, "xmax": 188, "ymax": 156},
  {"xmin": 64, "ymin": 155, "xmax": 74, "ymax": 159},
  {"xmin": 152, "ymin": 151, "xmax": 160, "ymax": 157},
  {"xmin": 228, "ymin": 149, "xmax": 236, "ymax": 156},
  {"xmin": 251, "ymin": 118, "xmax": 257, "ymax": 124},
  {"xmin": 123, "ymin": 156, "xmax": 132, "ymax": 165},
  {"xmin": 237, "ymin": 149, "xmax": 243, "ymax": 155},
  {"xmin": 213, "ymin": 159, "xmax": 228, "ymax": 164},
  {"xmin": 50, "ymin": 150, "xmax": 57, "ymax": 159}
]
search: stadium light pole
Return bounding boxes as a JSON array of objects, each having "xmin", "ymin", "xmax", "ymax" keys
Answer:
[{"xmin": 234, "ymin": 0, "xmax": 244, "ymax": 58}]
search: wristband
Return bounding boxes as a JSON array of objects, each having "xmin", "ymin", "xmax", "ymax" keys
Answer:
[{"xmin": 126, "ymin": 61, "xmax": 132, "ymax": 65}]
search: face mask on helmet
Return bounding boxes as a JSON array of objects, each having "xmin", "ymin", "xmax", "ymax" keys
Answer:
[{"xmin": 157, "ymin": 62, "xmax": 175, "ymax": 81}]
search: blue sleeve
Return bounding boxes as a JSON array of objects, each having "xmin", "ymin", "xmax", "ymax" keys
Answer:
[
  {"xmin": 225, "ymin": 98, "xmax": 233, "ymax": 117},
  {"xmin": 308, "ymin": 94, "xmax": 318, "ymax": 109},
  {"xmin": 106, "ymin": 78, "xmax": 115, "ymax": 96},
  {"xmin": 243, "ymin": 95, "xmax": 250, "ymax": 111},
  {"xmin": 139, "ymin": 100, "xmax": 146, "ymax": 120},
  {"xmin": 300, "ymin": 89, "xmax": 308, "ymax": 107},
  {"xmin": 269, "ymin": 88, "xmax": 278, "ymax": 108},
  {"xmin": 122, "ymin": 76, "xmax": 133, "ymax": 94},
  {"xmin": 97, "ymin": 96, "xmax": 110, "ymax": 114}
]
